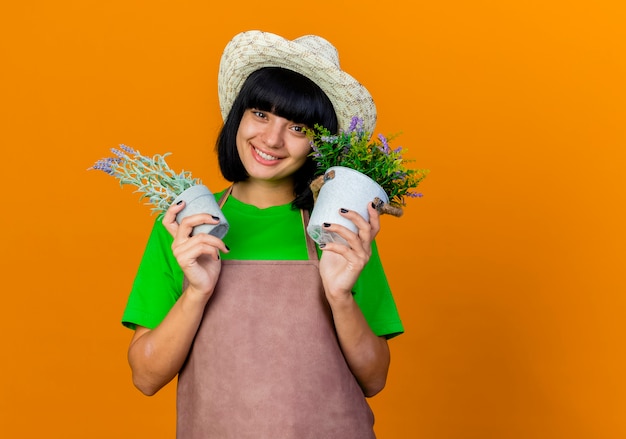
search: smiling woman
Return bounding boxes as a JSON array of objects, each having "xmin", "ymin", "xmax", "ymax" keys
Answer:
[
  {"xmin": 122, "ymin": 30, "xmax": 403, "ymax": 438},
  {"xmin": 219, "ymin": 66, "xmax": 338, "ymax": 210},
  {"xmin": 4, "ymin": 1, "xmax": 625, "ymax": 438},
  {"xmin": 234, "ymin": 108, "xmax": 312, "ymax": 203}
]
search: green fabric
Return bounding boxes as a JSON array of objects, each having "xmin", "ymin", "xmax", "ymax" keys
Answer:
[{"xmin": 122, "ymin": 189, "xmax": 404, "ymax": 338}]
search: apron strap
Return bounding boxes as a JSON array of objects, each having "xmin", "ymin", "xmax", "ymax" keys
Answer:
[
  {"xmin": 218, "ymin": 185, "xmax": 234, "ymax": 208},
  {"xmin": 301, "ymin": 209, "xmax": 319, "ymax": 261}
]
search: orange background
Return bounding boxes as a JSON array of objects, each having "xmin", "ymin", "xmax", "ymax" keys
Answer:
[{"xmin": 1, "ymin": 1, "xmax": 625, "ymax": 438}]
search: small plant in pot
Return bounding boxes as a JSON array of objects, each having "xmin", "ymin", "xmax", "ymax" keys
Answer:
[
  {"xmin": 90, "ymin": 144, "xmax": 229, "ymax": 238},
  {"xmin": 306, "ymin": 116, "xmax": 429, "ymax": 244}
]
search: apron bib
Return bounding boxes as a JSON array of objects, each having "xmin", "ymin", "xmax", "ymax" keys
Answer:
[{"xmin": 176, "ymin": 190, "xmax": 375, "ymax": 439}]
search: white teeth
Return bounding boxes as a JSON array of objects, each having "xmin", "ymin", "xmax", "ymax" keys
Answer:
[{"xmin": 254, "ymin": 147, "xmax": 279, "ymax": 161}]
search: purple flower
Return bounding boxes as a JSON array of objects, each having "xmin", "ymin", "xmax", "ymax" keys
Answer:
[
  {"xmin": 119, "ymin": 144, "xmax": 138, "ymax": 155},
  {"xmin": 347, "ymin": 116, "xmax": 364, "ymax": 133},
  {"xmin": 111, "ymin": 148, "xmax": 126, "ymax": 158},
  {"xmin": 91, "ymin": 157, "xmax": 120, "ymax": 175},
  {"xmin": 348, "ymin": 116, "xmax": 359, "ymax": 132},
  {"xmin": 378, "ymin": 134, "xmax": 390, "ymax": 153},
  {"xmin": 111, "ymin": 144, "xmax": 138, "ymax": 159}
]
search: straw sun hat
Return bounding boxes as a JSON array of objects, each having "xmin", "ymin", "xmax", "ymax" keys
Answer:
[{"xmin": 218, "ymin": 30, "xmax": 377, "ymax": 133}]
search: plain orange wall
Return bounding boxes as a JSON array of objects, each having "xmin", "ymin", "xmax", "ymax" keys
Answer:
[{"xmin": 1, "ymin": 1, "xmax": 625, "ymax": 438}]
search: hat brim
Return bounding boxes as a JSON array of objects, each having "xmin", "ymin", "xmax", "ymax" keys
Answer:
[{"xmin": 218, "ymin": 31, "xmax": 377, "ymax": 133}]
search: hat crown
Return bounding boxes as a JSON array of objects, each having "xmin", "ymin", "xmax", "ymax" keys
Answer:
[
  {"xmin": 292, "ymin": 35, "xmax": 340, "ymax": 67},
  {"xmin": 218, "ymin": 31, "xmax": 376, "ymax": 133}
]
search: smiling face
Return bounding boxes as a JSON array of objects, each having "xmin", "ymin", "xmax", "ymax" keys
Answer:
[
  {"xmin": 217, "ymin": 67, "xmax": 338, "ymax": 210},
  {"xmin": 235, "ymin": 109, "xmax": 311, "ymax": 187}
]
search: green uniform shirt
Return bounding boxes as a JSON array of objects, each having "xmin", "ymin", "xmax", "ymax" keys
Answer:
[{"xmin": 122, "ymin": 190, "xmax": 404, "ymax": 338}]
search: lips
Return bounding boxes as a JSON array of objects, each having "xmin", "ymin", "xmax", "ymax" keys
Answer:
[{"xmin": 253, "ymin": 146, "xmax": 280, "ymax": 162}]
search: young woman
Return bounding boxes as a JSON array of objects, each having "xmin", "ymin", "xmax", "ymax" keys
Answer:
[{"xmin": 122, "ymin": 31, "xmax": 403, "ymax": 438}]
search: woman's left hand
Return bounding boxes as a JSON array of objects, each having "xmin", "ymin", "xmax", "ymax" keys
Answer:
[
  {"xmin": 318, "ymin": 202, "xmax": 380, "ymax": 300},
  {"xmin": 317, "ymin": 202, "xmax": 390, "ymax": 397}
]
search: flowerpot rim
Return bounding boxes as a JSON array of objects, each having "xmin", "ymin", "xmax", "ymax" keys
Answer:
[
  {"xmin": 324, "ymin": 166, "xmax": 389, "ymax": 203},
  {"xmin": 171, "ymin": 184, "xmax": 213, "ymax": 206}
]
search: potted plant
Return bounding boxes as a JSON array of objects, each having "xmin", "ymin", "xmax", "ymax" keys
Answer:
[
  {"xmin": 306, "ymin": 116, "xmax": 428, "ymax": 244},
  {"xmin": 90, "ymin": 144, "xmax": 229, "ymax": 238}
]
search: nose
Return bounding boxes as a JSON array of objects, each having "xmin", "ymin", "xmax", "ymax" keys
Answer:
[{"xmin": 261, "ymin": 119, "xmax": 285, "ymax": 148}]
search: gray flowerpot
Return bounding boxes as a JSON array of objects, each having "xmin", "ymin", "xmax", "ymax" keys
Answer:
[
  {"xmin": 172, "ymin": 185, "xmax": 229, "ymax": 239},
  {"xmin": 307, "ymin": 166, "xmax": 388, "ymax": 245}
]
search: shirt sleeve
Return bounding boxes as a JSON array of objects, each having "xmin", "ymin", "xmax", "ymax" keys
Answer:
[
  {"xmin": 121, "ymin": 217, "xmax": 183, "ymax": 330},
  {"xmin": 353, "ymin": 240, "xmax": 404, "ymax": 339}
]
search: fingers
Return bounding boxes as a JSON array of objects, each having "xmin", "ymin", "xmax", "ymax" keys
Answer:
[
  {"xmin": 321, "ymin": 221, "xmax": 368, "ymax": 254},
  {"xmin": 162, "ymin": 201, "xmax": 186, "ymax": 236},
  {"xmin": 173, "ymin": 235, "xmax": 227, "ymax": 262},
  {"xmin": 172, "ymin": 218, "xmax": 230, "ymax": 259},
  {"xmin": 164, "ymin": 201, "xmax": 229, "ymax": 264},
  {"xmin": 320, "ymin": 201, "xmax": 381, "ymax": 251},
  {"xmin": 366, "ymin": 202, "xmax": 381, "ymax": 238},
  {"xmin": 162, "ymin": 201, "xmax": 222, "ymax": 240}
]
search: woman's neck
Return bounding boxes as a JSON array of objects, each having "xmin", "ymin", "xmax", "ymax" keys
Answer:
[{"xmin": 231, "ymin": 180, "xmax": 295, "ymax": 208}]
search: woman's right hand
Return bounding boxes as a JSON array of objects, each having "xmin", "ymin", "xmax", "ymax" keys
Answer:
[
  {"xmin": 161, "ymin": 201, "xmax": 230, "ymax": 301},
  {"xmin": 129, "ymin": 203, "xmax": 229, "ymax": 396}
]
